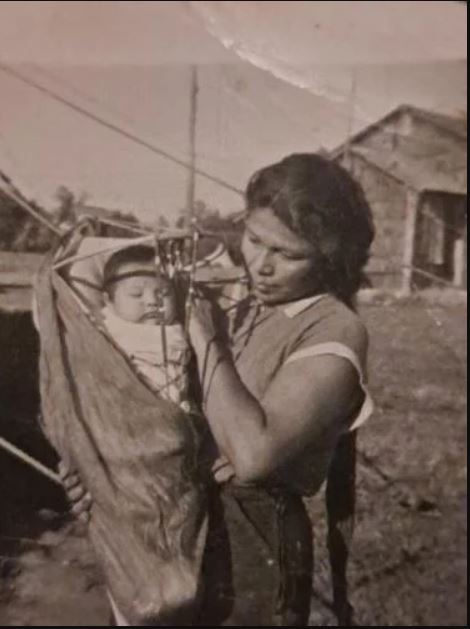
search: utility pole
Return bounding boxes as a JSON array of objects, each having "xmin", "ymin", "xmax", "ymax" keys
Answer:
[
  {"xmin": 344, "ymin": 69, "xmax": 357, "ymax": 171},
  {"xmin": 186, "ymin": 65, "xmax": 199, "ymax": 223}
]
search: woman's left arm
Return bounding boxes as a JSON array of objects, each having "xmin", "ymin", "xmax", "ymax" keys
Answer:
[{"xmin": 189, "ymin": 299, "xmax": 361, "ymax": 484}]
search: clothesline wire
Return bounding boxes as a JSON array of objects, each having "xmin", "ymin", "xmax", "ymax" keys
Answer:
[
  {"xmin": 0, "ymin": 62, "xmax": 244, "ymax": 197},
  {"xmin": 25, "ymin": 62, "xmax": 467, "ymax": 157}
]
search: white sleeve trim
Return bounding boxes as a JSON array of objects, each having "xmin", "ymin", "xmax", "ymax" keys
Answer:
[{"xmin": 285, "ymin": 341, "xmax": 374, "ymax": 431}]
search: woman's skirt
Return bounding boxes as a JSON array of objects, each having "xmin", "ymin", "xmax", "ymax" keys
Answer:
[{"xmin": 195, "ymin": 482, "xmax": 313, "ymax": 626}]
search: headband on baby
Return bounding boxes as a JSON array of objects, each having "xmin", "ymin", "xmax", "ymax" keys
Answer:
[{"xmin": 103, "ymin": 270, "xmax": 167, "ymax": 290}]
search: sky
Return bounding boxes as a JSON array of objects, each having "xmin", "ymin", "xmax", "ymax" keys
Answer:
[{"xmin": 0, "ymin": 1, "xmax": 466, "ymax": 222}]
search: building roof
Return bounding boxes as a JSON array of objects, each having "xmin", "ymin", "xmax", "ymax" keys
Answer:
[
  {"xmin": 412, "ymin": 106, "xmax": 467, "ymax": 140},
  {"xmin": 332, "ymin": 104, "xmax": 467, "ymax": 159},
  {"xmin": 332, "ymin": 104, "xmax": 467, "ymax": 195},
  {"xmin": 350, "ymin": 147, "xmax": 467, "ymax": 195}
]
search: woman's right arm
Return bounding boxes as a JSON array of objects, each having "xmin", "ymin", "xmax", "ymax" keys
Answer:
[{"xmin": 188, "ymin": 298, "xmax": 363, "ymax": 485}]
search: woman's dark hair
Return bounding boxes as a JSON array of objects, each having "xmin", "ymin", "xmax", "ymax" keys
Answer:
[{"xmin": 245, "ymin": 153, "xmax": 375, "ymax": 305}]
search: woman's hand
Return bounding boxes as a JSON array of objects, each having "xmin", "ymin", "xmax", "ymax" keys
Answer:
[
  {"xmin": 58, "ymin": 461, "xmax": 92, "ymax": 523},
  {"xmin": 187, "ymin": 295, "xmax": 219, "ymax": 356}
]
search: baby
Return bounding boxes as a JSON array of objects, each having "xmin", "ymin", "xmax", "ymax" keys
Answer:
[{"xmin": 100, "ymin": 244, "xmax": 190, "ymax": 409}]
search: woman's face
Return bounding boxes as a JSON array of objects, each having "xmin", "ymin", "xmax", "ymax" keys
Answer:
[{"xmin": 241, "ymin": 207, "xmax": 322, "ymax": 305}]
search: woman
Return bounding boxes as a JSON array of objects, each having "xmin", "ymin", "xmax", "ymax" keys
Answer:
[
  {"xmin": 65, "ymin": 152, "xmax": 374, "ymax": 626},
  {"xmin": 188, "ymin": 152, "xmax": 374, "ymax": 626}
]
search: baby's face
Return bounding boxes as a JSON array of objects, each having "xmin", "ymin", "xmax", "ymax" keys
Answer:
[{"xmin": 106, "ymin": 262, "xmax": 177, "ymax": 325}]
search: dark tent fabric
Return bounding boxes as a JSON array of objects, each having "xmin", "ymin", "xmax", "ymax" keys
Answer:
[{"xmin": 35, "ymin": 257, "xmax": 208, "ymax": 625}]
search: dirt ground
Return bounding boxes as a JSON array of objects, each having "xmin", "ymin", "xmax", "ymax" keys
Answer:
[{"xmin": 0, "ymin": 300, "xmax": 467, "ymax": 626}]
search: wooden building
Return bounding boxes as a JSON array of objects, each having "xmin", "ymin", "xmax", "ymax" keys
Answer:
[{"xmin": 332, "ymin": 105, "xmax": 467, "ymax": 293}]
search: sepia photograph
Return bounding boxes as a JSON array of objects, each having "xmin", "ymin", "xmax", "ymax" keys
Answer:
[{"xmin": 0, "ymin": 1, "xmax": 467, "ymax": 626}]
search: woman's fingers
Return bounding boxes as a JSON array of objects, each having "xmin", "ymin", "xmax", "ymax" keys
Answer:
[
  {"xmin": 57, "ymin": 461, "xmax": 92, "ymax": 522},
  {"xmin": 58, "ymin": 463, "xmax": 83, "ymax": 493},
  {"xmin": 66, "ymin": 483, "xmax": 87, "ymax": 503},
  {"xmin": 70, "ymin": 492, "xmax": 93, "ymax": 522},
  {"xmin": 62, "ymin": 472, "xmax": 82, "ymax": 492},
  {"xmin": 58, "ymin": 460, "xmax": 71, "ymax": 481},
  {"xmin": 58, "ymin": 462, "xmax": 81, "ymax": 488},
  {"xmin": 213, "ymin": 465, "xmax": 236, "ymax": 484}
]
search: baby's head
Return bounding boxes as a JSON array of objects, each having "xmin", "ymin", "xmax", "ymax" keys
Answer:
[{"xmin": 102, "ymin": 245, "xmax": 177, "ymax": 325}]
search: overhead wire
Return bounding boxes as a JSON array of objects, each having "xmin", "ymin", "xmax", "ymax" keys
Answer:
[{"xmin": 0, "ymin": 62, "xmax": 244, "ymax": 197}]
